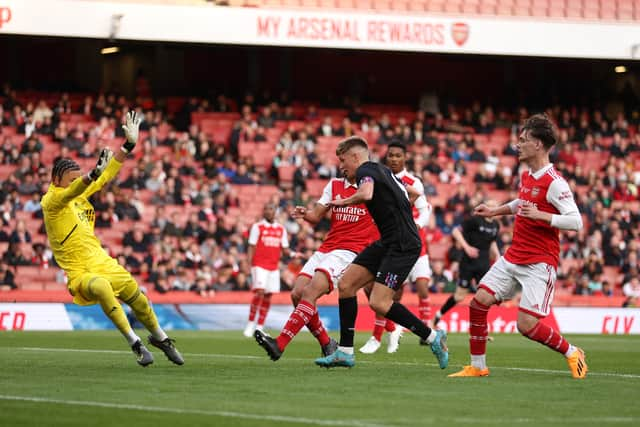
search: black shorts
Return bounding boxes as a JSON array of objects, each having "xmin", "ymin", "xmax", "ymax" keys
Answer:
[
  {"xmin": 458, "ymin": 261, "xmax": 491, "ymax": 291},
  {"xmin": 352, "ymin": 240, "xmax": 420, "ymax": 291}
]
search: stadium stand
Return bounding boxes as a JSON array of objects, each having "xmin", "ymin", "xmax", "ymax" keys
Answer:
[{"xmin": 1, "ymin": 83, "xmax": 639, "ymax": 307}]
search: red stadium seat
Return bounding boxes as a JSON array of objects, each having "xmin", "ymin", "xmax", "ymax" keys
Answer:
[
  {"xmin": 306, "ymin": 178, "xmax": 329, "ymax": 197},
  {"xmin": 278, "ymin": 164, "xmax": 296, "ymax": 184}
]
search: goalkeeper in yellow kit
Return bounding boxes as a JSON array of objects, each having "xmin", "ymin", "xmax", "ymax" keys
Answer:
[{"xmin": 42, "ymin": 111, "xmax": 184, "ymax": 367}]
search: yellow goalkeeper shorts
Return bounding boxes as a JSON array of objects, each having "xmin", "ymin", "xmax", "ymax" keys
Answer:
[{"xmin": 67, "ymin": 257, "xmax": 139, "ymax": 306}]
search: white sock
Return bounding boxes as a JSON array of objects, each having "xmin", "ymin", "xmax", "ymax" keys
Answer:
[
  {"xmin": 471, "ymin": 355, "xmax": 487, "ymax": 369},
  {"xmin": 425, "ymin": 329, "xmax": 438, "ymax": 344},
  {"xmin": 564, "ymin": 344, "xmax": 577, "ymax": 358},
  {"xmin": 151, "ymin": 328, "xmax": 168, "ymax": 342},
  {"xmin": 124, "ymin": 330, "xmax": 141, "ymax": 346},
  {"xmin": 338, "ymin": 346, "xmax": 354, "ymax": 355}
]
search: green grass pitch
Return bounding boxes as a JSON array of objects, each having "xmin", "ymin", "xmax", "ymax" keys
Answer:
[{"xmin": 1, "ymin": 331, "xmax": 639, "ymax": 427}]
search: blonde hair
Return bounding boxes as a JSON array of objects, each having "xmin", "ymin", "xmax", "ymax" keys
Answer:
[{"xmin": 335, "ymin": 136, "xmax": 368, "ymax": 156}]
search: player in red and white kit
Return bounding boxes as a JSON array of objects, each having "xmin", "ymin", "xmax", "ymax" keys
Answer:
[
  {"xmin": 243, "ymin": 203, "xmax": 293, "ymax": 337},
  {"xmin": 450, "ymin": 114, "xmax": 588, "ymax": 379},
  {"xmin": 254, "ymin": 172, "xmax": 380, "ymax": 361},
  {"xmin": 360, "ymin": 141, "xmax": 433, "ymax": 354}
]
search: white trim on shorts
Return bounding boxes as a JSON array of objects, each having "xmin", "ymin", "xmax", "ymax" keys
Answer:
[{"xmin": 478, "ymin": 256, "xmax": 557, "ymax": 318}]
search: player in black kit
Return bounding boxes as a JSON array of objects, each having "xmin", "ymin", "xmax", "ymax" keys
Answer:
[
  {"xmin": 432, "ymin": 201, "xmax": 500, "ymax": 327},
  {"xmin": 314, "ymin": 136, "xmax": 448, "ymax": 369}
]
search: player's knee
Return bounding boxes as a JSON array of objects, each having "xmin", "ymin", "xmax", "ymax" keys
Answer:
[
  {"xmin": 368, "ymin": 295, "xmax": 391, "ymax": 315},
  {"xmin": 290, "ymin": 289, "xmax": 301, "ymax": 306},
  {"xmin": 87, "ymin": 277, "xmax": 112, "ymax": 300}
]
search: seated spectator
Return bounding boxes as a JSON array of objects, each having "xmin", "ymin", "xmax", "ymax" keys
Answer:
[
  {"xmin": 622, "ymin": 275, "xmax": 640, "ymax": 307},
  {"xmin": 172, "ymin": 266, "xmax": 192, "ymax": 291},
  {"xmin": 119, "ymin": 245, "xmax": 142, "ymax": 273},
  {"xmin": 10, "ymin": 220, "xmax": 31, "ymax": 244},
  {"xmin": 231, "ymin": 163, "xmax": 254, "ymax": 185},
  {"xmin": 23, "ymin": 192, "xmax": 42, "ymax": 214},
  {"xmin": 2, "ymin": 242, "xmax": 32, "ymax": 266},
  {"xmin": 429, "ymin": 260, "xmax": 453, "ymax": 293},
  {"xmin": 123, "ymin": 227, "xmax": 150, "ymax": 253},
  {"xmin": 0, "ymin": 260, "xmax": 16, "ymax": 291}
]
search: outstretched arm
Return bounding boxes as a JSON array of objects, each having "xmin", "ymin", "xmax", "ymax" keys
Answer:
[
  {"xmin": 474, "ymin": 200, "xmax": 519, "ymax": 218},
  {"xmin": 84, "ymin": 111, "xmax": 142, "ymax": 197},
  {"xmin": 292, "ymin": 203, "xmax": 331, "ymax": 224}
]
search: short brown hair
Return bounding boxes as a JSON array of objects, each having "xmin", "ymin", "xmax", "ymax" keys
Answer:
[
  {"xmin": 335, "ymin": 136, "xmax": 368, "ymax": 156},
  {"xmin": 522, "ymin": 114, "xmax": 557, "ymax": 150}
]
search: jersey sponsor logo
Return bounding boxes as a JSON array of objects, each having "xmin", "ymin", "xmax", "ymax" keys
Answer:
[
  {"xmin": 260, "ymin": 235, "xmax": 282, "ymax": 247},
  {"xmin": 332, "ymin": 205, "xmax": 367, "ymax": 222}
]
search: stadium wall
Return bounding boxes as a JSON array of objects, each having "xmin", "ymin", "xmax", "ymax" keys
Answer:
[
  {"xmin": 2, "ymin": 0, "xmax": 640, "ymax": 59},
  {"xmin": 1, "ymin": 303, "xmax": 639, "ymax": 334}
]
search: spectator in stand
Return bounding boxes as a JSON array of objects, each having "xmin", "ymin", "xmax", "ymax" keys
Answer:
[
  {"xmin": 622, "ymin": 274, "xmax": 640, "ymax": 307},
  {"xmin": 2, "ymin": 242, "xmax": 32, "ymax": 266},
  {"xmin": 0, "ymin": 259, "xmax": 16, "ymax": 291},
  {"xmin": 9, "ymin": 219, "xmax": 31, "ymax": 244},
  {"xmin": 231, "ymin": 163, "xmax": 254, "ymax": 185}
]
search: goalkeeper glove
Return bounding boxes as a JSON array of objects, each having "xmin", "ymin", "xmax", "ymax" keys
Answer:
[
  {"xmin": 121, "ymin": 110, "xmax": 143, "ymax": 153},
  {"xmin": 88, "ymin": 148, "xmax": 113, "ymax": 181}
]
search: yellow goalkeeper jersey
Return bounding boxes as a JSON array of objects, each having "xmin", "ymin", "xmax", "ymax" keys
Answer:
[{"xmin": 42, "ymin": 158, "xmax": 123, "ymax": 274}]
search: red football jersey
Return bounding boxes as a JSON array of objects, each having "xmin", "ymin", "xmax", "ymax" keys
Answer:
[
  {"xmin": 248, "ymin": 220, "xmax": 289, "ymax": 270},
  {"xmin": 505, "ymin": 165, "xmax": 574, "ymax": 268},
  {"xmin": 397, "ymin": 170, "xmax": 429, "ymax": 257},
  {"xmin": 317, "ymin": 178, "xmax": 379, "ymax": 253}
]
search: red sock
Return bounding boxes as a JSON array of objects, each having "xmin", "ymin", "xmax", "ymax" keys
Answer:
[
  {"xmin": 524, "ymin": 321, "xmax": 570, "ymax": 355},
  {"xmin": 248, "ymin": 293, "xmax": 262, "ymax": 322},
  {"xmin": 384, "ymin": 319, "xmax": 396, "ymax": 332},
  {"xmin": 373, "ymin": 315, "xmax": 386, "ymax": 341},
  {"xmin": 418, "ymin": 297, "xmax": 431, "ymax": 324},
  {"xmin": 307, "ymin": 311, "xmax": 330, "ymax": 346},
  {"xmin": 257, "ymin": 293, "xmax": 272, "ymax": 326},
  {"xmin": 277, "ymin": 300, "xmax": 316, "ymax": 351},
  {"xmin": 469, "ymin": 298, "xmax": 490, "ymax": 356}
]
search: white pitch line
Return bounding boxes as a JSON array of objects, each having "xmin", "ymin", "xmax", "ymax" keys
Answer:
[
  {"xmin": 0, "ymin": 395, "xmax": 636, "ymax": 426},
  {"xmin": 8, "ymin": 346, "xmax": 640, "ymax": 379},
  {"xmin": 0, "ymin": 395, "xmax": 388, "ymax": 427}
]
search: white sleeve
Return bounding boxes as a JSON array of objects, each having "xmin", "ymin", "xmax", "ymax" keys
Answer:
[
  {"xmin": 547, "ymin": 179, "xmax": 583, "ymax": 231},
  {"xmin": 508, "ymin": 199, "xmax": 521, "ymax": 214},
  {"xmin": 413, "ymin": 196, "xmax": 431, "ymax": 228},
  {"xmin": 248, "ymin": 223, "xmax": 260, "ymax": 245},
  {"xmin": 281, "ymin": 227, "xmax": 289, "ymax": 248},
  {"xmin": 317, "ymin": 180, "xmax": 333, "ymax": 206}
]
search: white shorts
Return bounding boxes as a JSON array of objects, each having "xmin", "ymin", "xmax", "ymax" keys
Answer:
[
  {"xmin": 251, "ymin": 267, "xmax": 281, "ymax": 293},
  {"xmin": 479, "ymin": 256, "xmax": 557, "ymax": 318},
  {"xmin": 299, "ymin": 249, "xmax": 356, "ymax": 292},
  {"xmin": 406, "ymin": 254, "xmax": 432, "ymax": 283}
]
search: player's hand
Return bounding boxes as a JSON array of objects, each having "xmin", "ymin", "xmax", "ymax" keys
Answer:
[
  {"xmin": 518, "ymin": 203, "xmax": 543, "ymax": 221},
  {"xmin": 329, "ymin": 195, "xmax": 347, "ymax": 207},
  {"xmin": 121, "ymin": 111, "xmax": 143, "ymax": 153},
  {"xmin": 291, "ymin": 206, "xmax": 307, "ymax": 219},
  {"xmin": 464, "ymin": 245, "xmax": 480, "ymax": 258},
  {"xmin": 88, "ymin": 148, "xmax": 113, "ymax": 181},
  {"xmin": 473, "ymin": 204, "xmax": 494, "ymax": 217}
]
